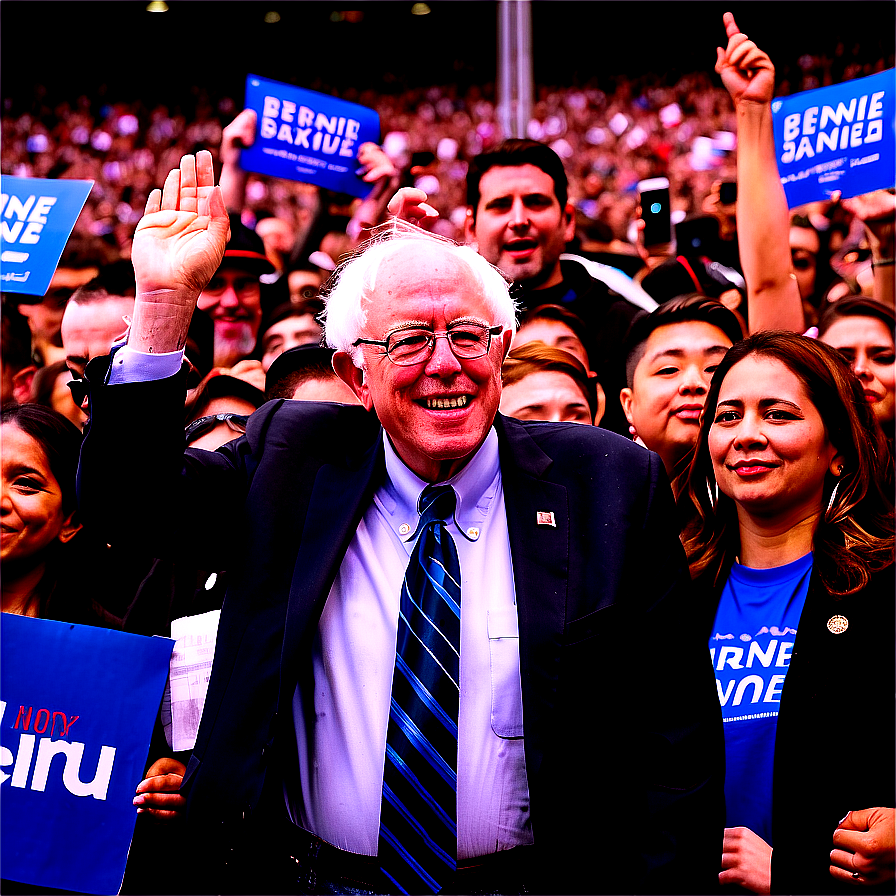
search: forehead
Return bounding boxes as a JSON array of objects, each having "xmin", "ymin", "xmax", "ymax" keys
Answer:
[
  {"xmin": 477, "ymin": 164, "xmax": 559, "ymax": 203},
  {"xmin": 62, "ymin": 298, "xmax": 133, "ymax": 340},
  {"xmin": 263, "ymin": 314, "xmax": 320, "ymax": 339},
  {"xmin": 213, "ymin": 265, "xmax": 258, "ymax": 282},
  {"xmin": 644, "ymin": 320, "xmax": 733, "ymax": 358},
  {"xmin": 517, "ymin": 318, "xmax": 579, "ymax": 343},
  {"xmin": 823, "ymin": 315, "xmax": 894, "ymax": 347},
  {"xmin": 1, "ymin": 424, "xmax": 51, "ymax": 471},
  {"xmin": 789, "ymin": 226, "xmax": 820, "ymax": 254},
  {"xmin": 366, "ymin": 242, "xmax": 489, "ymax": 327},
  {"xmin": 719, "ymin": 355, "xmax": 811, "ymax": 402}
]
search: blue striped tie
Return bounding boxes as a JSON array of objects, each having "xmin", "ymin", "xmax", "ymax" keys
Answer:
[{"xmin": 379, "ymin": 484, "xmax": 461, "ymax": 895}]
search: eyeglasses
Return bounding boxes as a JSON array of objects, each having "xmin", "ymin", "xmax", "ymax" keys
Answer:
[
  {"xmin": 352, "ymin": 324, "xmax": 503, "ymax": 366},
  {"xmin": 184, "ymin": 413, "xmax": 248, "ymax": 444}
]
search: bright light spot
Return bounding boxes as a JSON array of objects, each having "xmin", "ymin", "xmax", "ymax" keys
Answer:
[
  {"xmin": 264, "ymin": 10, "xmax": 281, "ymax": 22},
  {"xmin": 146, "ymin": 1, "xmax": 168, "ymax": 10},
  {"xmin": 411, "ymin": 2, "xmax": 431, "ymax": 13},
  {"xmin": 650, "ymin": 202, "xmax": 662, "ymax": 214}
]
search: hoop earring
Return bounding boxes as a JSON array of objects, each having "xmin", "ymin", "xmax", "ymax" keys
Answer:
[
  {"xmin": 706, "ymin": 476, "xmax": 719, "ymax": 510},
  {"xmin": 825, "ymin": 480, "xmax": 840, "ymax": 518}
]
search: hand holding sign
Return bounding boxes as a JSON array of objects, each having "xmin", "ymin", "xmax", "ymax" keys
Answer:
[
  {"xmin": 132, "ymin": 152, "xmax": 230, "ymax": 303},
  {"xmin": 715, "ymin": 12, "xmax": 775, "ymax": 108}
]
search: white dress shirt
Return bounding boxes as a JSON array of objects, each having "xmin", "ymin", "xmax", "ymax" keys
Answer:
[{"xmin": 289, "ymin": 429, "xmax": 533, "ymax": 859}]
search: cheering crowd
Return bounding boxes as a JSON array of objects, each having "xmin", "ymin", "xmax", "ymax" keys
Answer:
[{"xmin": 2, "ymin": 9, "xmax": 894, "ymax": 896}]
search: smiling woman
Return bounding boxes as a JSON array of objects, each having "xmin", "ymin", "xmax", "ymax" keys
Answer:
[
  {"xmin": 679, "ymin": 331, "xmax": 895, "ymax": 895},
  {"xmin": 0, "ymin": 404, "xmax": 117, "ymax": 626}
]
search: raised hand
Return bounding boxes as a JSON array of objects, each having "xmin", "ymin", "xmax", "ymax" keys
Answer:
[
  {"xmin": 131, "ymin": 151, "xmax": 230, "ymax": 303},
  {"xmin": 715, "ymin": 12, "xmax": 775, "ymax": 107},
  {"xmin": 387, "ymin": 187, "xmax": 439, "ymax": 227}
]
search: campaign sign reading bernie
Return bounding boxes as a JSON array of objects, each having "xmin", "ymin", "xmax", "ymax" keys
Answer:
[
  {"xmin": 240, "ymin": 74, "xmax": 381, "ymax": 197},
  {"xmin": 1, "ymin": 615, "xmax": 174, "ymax": 894},
  {"xmin": 0, "ymin": 176, "xmax": 93, "ymax": 295},
  {"xmin": 771, "ymin": 69, "xmax": 895, "ymax": 208}
]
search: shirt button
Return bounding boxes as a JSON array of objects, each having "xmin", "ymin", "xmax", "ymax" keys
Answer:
[
  {"xmin": 398, "ymin": 523, "xmax": 411, "ymax": 536},
  {"xmin": 466, "ymin": 527, "xmax": 480, "ymax": 539}
]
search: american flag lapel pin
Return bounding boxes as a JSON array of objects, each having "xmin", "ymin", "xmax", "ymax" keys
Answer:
[{"xmin": 536, "ymin": 511, "xmax": 556, "ymax": 527}]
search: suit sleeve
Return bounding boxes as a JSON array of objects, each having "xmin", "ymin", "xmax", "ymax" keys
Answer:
[
  {"xmin": 76, "ymin": 355, "xmax": 260, "ymax": 571},
  {"xmin": 630, "ymin": 451, "xmax": 726, "ymax": 894}
]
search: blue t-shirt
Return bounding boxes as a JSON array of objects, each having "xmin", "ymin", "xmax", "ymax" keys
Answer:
[{"xmin": 709, "ymin": 553, "xmax": 813, "ymax": 845}]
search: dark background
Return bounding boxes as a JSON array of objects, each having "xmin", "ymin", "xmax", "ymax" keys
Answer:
[{"xmin": 2, "ymin": 1, "xmax": 894, "ymax": 115}]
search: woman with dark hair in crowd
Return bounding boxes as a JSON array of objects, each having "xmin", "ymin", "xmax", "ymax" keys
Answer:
[
  {"xmin": 679, "ymin": 331, "xmax": 894, "ymax": 894},
  {"xmin": 1, "ymin": 403, "xmax": 115, "ymax": 625},
  {"xmin": 818, "ymin": 296, "xmax": 895, "ymax": 453}
]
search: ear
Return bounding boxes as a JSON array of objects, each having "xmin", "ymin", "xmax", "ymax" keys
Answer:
[
  {"xmin": 593, "ymin": 382, "xmax": 606, "ymax": 427},
  {"xmin": 619, "ymin": 387, "xmax": 635, "ymax": 426},
  {"xmin": 829, "ymin": 450, "xmax": 846, "ymax": 478},
  {"xmin": 499, "ymin": 328, "xmax": 514, "ymax": 362},
  {"xmin": 57, "ymin": 511, "xmax": 83, "ymax": 545},
  {"xmin": 464, "ymin": 207, "xmax": 477, "ymax": 243},
  {"xmin": 562, "ymin": 202, "xmax": 576, "ymax": 242},
  {"xmin": 12, "ymin": 366, "xmax": 37, "ymax": 405},
  {"xmin": 332, "ymin": 351, "xmax": 372, "ymax": 410}
]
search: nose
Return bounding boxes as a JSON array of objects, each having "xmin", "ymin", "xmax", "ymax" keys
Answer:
[
  {"xmin": 217, "ymin": 285, "xmax": 240, "ymax": 311},
  {"xmin": 509, "ymin": 198, "xmax": 530, "ymax": 230},
  {"xmin": 424, "ymin": 334, "xmax": 463, "ymax": 377},
  {"xmin": 852, "ymin": 349, "xmax": 872, "ymax": 380},
  {"xmin": 679, "ymin": 364, "xmax": 709, "ymax": 395},
  {"xmin": 0, "ymin": 486, "xmax": 12, "ymax": 514},
  {"xmin": 731, "ymin": 411, "xmax": 767, "ymax": 450}
]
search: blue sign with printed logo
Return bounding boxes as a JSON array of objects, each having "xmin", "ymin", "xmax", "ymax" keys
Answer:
[
  {"xmin": 771, "ymin": 69, "xmax": 896, "ymax": 208},
  {"xmin": 240, "ymin": 74, "xmax": 380, "ymax": 197},
  {"xmin": 0, "ymin": 176, "xmax": 93, "ymax": 295},
  {"xmin": 1, "ymin": 615, "xmax": 174, "ymax": 895}
]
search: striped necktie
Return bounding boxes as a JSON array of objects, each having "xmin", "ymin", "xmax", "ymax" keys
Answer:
[{"xmin": 378, "ymin": 484, "xmax": 461, "ymax": 894}]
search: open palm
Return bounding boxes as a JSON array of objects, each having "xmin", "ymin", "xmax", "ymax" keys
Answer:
[{"xmin": 131, "ymin": 151, "xmax": 230, "ymax": 299}]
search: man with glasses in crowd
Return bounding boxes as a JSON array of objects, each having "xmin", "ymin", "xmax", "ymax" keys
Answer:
[{"xmin": 78, "ymin": 151, "xmax": 723, "ymax": 895}]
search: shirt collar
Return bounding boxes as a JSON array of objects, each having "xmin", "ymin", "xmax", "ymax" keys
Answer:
[{"xmin": 379, "ymin": 428, "xmax": 501, "ymax": 543}]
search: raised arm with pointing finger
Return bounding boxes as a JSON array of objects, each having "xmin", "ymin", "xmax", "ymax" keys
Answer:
[{"xmin": 716, "ymin": 11, "xmax": 805, "ymax": 333}]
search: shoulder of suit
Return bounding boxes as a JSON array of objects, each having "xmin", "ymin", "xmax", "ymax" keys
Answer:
[
  {"xmin": 499, "ymin": 414, "xmax": 655, "ymax": 469},
  {"xmin": 245, "ymin": 399, "xmax": 379, "ymax": 452}
]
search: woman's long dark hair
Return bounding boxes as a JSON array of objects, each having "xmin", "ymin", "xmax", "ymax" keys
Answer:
[
  {"xmin": 679, "ymin": 331, "xmax": 894, "ymax": 597},
  {"xmin": 1, "ymin": 404, "xmax": 84, "ymax": 618}
]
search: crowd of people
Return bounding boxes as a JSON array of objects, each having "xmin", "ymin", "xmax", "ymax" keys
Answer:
[{"xmin": 2, "ymin": 8, "xmax": 894, "ymax": 896}]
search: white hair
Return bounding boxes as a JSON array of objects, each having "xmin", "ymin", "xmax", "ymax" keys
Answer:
[{"xmin": 322, "ymin": 221, "xmax": 517, "ymax": 365}]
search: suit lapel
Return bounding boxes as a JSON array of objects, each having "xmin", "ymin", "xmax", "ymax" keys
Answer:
[
  {"xmin": 495, "ymin": 414, "xmax": 569, "ymax": 783},
  {"xmin": 278, "ymin": 434, "xmax": 385, "ymax": 708}
]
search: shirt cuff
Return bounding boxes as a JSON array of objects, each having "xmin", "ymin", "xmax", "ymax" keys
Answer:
[{"xmin": 107, "ymin": 343, "xmax": 185, "ymax": 384}]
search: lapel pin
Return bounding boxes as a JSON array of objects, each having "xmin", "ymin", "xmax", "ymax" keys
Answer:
[
  {"xmin": 536, "ymin": 511, "xmax": 556, "ymax": 528},
  {"xmin": 826, "ymin": 615, "xmax": 849, "ymax": 634}
]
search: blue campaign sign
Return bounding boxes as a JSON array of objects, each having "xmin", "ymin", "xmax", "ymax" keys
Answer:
[
  {"xmin": 240, "ymin": 74, "xmax": 381, "ymax": 197},
  {"xmin": 1, "ymin": 176, "xmax": 93, "ymax": 295},
  {"xmin": 771, "ymin": 69, "xmax": 896, "ymax": 208},
  {"xmin": 1, "ymin": 616, "xmax": 174, "ymax": 895}
]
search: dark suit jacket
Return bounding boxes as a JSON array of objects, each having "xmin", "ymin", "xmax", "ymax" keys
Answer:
[
  {"xmin": 700, "ymin": 562, "xmax": 895, "ymax": 896},
  {"xmin": 78, "ymin": 363, "xmax": 724, "ymax": 895}
]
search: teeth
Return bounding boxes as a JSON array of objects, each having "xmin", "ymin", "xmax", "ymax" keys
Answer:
[{"xmin": 426, "ymin": 396, "xmax": 469, "ymax": 410}]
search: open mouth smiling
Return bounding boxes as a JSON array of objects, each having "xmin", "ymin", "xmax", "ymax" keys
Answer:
[{"xmin": 422, "ymin": 395, "xmax": 471, "ymax": 410}]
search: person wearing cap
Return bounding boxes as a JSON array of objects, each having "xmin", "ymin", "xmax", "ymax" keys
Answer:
[{"xmin": 198, "ymin": 214, "xmax": 275, "ymax": 369}]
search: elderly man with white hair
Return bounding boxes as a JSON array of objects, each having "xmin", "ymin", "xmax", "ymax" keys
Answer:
[{"xmin": 78, "ymin": 152, "xmax": 723, "ymax": 896}]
